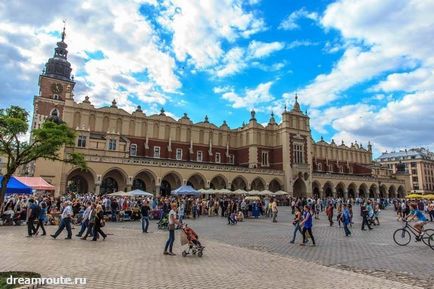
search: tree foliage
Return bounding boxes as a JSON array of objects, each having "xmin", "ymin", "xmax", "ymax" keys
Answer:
[{"xmin": 0, "ymin": 106, "xmax": 86, "ymax": 205}]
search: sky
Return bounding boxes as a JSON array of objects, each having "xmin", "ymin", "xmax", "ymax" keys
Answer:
[{"xmin": 1, "ymin": 0, "xmax": 434, "ymax": 157}]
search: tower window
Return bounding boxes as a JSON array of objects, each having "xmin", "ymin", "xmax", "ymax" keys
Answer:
[
  {"xmin": 215, "ymin": 152, "xmax": 221, "ymax": 163},
  {"xmin": 77, "ymin": 136, "xmax": 86, "ymax": 148},
  {"xmin": 293, "ymin": 143, "xmax": 304, "ymax": 164},
  {"xmin": 261, "ymin": 151, "xmax": 269, "ymax": 167},
  {"xmin": 154, "ymin": 146, "xmax": 160, "ymax": 158},
  {"xmin": 197, "ymin": 151, "xmax": 203, "ymax": 162},
  {"xmin": 53, "ymin": 94, "xmax": 60, "ymax": 100},
  {"xmin": 229, "ymin": 154, "xmax": 235, "ymax": 164},
  {"xmin": 317, "ymin": 163, "xmax": 322, "ymax": 171},
  {"xmin": 50, "ymin": 108, "xmax": 60, "ymax": 117}
]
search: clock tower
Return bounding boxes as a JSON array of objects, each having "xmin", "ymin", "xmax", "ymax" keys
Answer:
[{"xmin": 32, "ymin": 25, "xmax": 75, "ymax": 130}]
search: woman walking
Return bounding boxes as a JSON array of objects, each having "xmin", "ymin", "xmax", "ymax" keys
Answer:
[
  {"xmin": 290, "ymin": 207, "xmax": 303, "ymax": 244},
  {"xmin": 81, "ymin": 203, "xmax": 95, "ymax": 240},
  {"xmin": 164, "ymin": 203, "xmax": 179, "ymax": 256},
  {"xmin": 300, "ymin": 205, "xmax": 316, "ymax": 247},
  {"xmin": 93, "ymin": 204, "xmax": 107, "ymax": 241}
]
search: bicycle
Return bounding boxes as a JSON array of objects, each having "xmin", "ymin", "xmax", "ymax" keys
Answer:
[{"xmin": 393, "ymin": 220, "xmax": 434, "ymax": 249}]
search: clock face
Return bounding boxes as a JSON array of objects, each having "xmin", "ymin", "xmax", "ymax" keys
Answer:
[{"xmin": 51, "ymin": 83, "xmax": 63, "ymax": 94}]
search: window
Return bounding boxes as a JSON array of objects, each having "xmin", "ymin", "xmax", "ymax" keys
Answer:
[
  {"xmin": 130, "ymin": 144, "xmax": 137, "ymax": 156},
  {"xmin": 229, "ymin": 154, "xmax": 235, "ymax": 164},
  {"xmin": 108, "ymin": 139, "xmax": 117, "ymax": 150},
  {"xmin": 154, "ymin": 146, "xmax": 160, "ymax": 158},
  {"xmin": 293, "ymin": 143, "xmax": 304, "ymax": 164},
  {"xmin": 261, "ymin": 151, "xmax": 269, "ymax": 167},
  {"xmin": 215, "ymin": 152, "xmax": 221, "ymax": 163},
  {"xmin": 53, "ymin": 94, "xmax": 60, "ymax": 100},
  {"xmin": 328, "ymin": 164, "xmax": 333, "ymax": 172},
  {"xmin": 197, "ymin": 151, "xmax": 203, "ymax": 162},
  {"xmin": 50, "ymin": 108, "xmax": 59, "ymax": 117},
  {"xmin": 339, "ymin": 166, "xmax": 344, "ymax": 173},
  {"xmin": 317, "ymin": 163, "xmax": 322, "ymax": 171},
  {"xmin": 176, "ymin": 148, "xmax": 183, "ymax": 160},
  {"xmin": 77, "ymin": 135, "xmax": 86, "ymax": 148}
]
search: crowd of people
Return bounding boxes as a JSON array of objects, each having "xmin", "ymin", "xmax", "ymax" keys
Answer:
[{"xmin": 1, "ymin": 192, "xmax": 433, "ymax": 250}]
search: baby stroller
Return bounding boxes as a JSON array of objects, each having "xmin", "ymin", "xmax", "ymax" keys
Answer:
[
  {"xmin": 181, "ymin": 224, "xmax": 204, "ymax": 257},
  {"xmin": 157, "ymin": 216, "xmax": 168, "ymax": 230}
]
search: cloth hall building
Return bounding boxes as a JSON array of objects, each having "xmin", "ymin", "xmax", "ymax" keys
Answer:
[{"xmin": 30, "ymin": 31, "xmax": 409, "ymax": 199}]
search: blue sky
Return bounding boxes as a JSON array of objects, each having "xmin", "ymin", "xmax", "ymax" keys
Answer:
[{"xmin": 1, "ymin": 0, "xmax": 434, "ymax": 156}]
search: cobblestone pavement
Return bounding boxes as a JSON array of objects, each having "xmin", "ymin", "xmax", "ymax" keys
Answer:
[{"xmin": 0, "ymin": 206, "xmax": 432, "ymax": 289}]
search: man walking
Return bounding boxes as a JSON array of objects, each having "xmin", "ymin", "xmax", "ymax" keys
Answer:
[
  {"xmin": 51, "ymin": 201, "xmax": 73, "ymax": 239},
  {"xmin": 326, "ymin": 203, "xmax": 334, "ymax": 226},
  {"xmin": 361, "ymin": 202, "xmax": 372, "ymax": 231},
  {"xmin": 141, "ymin": 200, "xmax": 150, "ymax": 233},
  {"xmin": 26, "ymin": 199, "xmax": 39, "ymax": 237},
  {"xmin": 341, "ymin": 204, "xmax": 351, "ymax": 237},
  {"xmin": 76, "ymin": 201, "xmax": 92, "ymax": 237}
]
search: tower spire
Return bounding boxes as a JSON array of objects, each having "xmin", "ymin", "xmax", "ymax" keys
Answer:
[
  {"xmin": 61, "ymin": 20, "xmax": 66, "ymax": 42},
  {"xmin": 292, "ymin": 93, "xmax": 301, "ymax": 112}
]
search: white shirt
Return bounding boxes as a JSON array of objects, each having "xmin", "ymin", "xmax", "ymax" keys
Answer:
[
  {"xmin": 168, "ymin": 209, "xmax": 176, "ymax": 225},
  {"xmin": 62, "ymin": 205, "xmax": 73, "ymax": 219}
]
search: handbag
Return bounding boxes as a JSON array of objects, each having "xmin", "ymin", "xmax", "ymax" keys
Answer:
[{"xmin": 100, "ymin": 218, "xmax": 106, "ymax": 227}]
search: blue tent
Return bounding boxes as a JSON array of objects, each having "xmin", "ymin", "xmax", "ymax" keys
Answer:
[
  {"xmin": 0, "ymin": 176, "xmax": 33, "ymax": 195},
  {"xmin": 171, "ymin": 185, "xmax": 200, "ymax": 196}
]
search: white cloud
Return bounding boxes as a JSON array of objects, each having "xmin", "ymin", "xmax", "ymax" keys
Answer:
[
  {"xmin": 220, "ymin": 81, "xmax": 274, "ymax": 109},
  {"xmin": 157, "ymin": 0, "xmax": 265, "ymax": 69},
  {"xmin": 215, "ymin": 41, "xmax": 284, "ymax": 77},
  {"xmin": 373, "ymin": 67, "xmax": 434, "ymax": 93},
  {"xmin": 279, "ymin": 8, "xmax": 318, "ymax": 30},
  {"xmin": 0, "ymin": 0, "xmax": 180, "ymax": 113}
]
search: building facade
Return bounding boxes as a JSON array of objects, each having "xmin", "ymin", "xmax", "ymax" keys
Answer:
[
  {"xmin": 31, "ymin": 32, "xmax": 408, "ymax": 198},
  {"xmin": 377, "ymin": 148, "xmax": 434, "ymax": 194}
]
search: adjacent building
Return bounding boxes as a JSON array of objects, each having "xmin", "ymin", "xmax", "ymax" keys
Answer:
[
  {"xmin": 377, "ymin": 148, "xmax": 434, "ymax": 194},
  {"xmin": 30, "ymin": 30, "xmax": 408, "ymax": 199}
]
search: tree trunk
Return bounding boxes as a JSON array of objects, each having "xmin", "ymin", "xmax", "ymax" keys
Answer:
[{"xmin": 0, "ymin": 174, "xmax": 12, "ymax": 209}]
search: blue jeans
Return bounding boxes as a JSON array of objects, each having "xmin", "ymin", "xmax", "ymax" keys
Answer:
[
  {"xmin": 78, "ymin": 219, "xmax": 89, "ymax": 236},
  {"xmin": 343, "ymin": 223, "xmax": 351, "ymax": 236},
  {"xmin": 141, "ymin": 216, "xmax": 149, "ymax": 232},
  {"xmin": 291, "ymin": 223, "xmax": 302, "ymax": 242},
  {"xmin": 53, "ymin": 218, "xmax": 72, "ymax": 238},
  {"xmin": 164, "ymin": 229, "xmax": 175, "ymax": 253}
]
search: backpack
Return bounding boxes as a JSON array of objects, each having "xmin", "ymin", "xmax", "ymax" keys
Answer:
[{"xmin": 31, "ymin": 205, "xmax": 41, "ymax": 219}]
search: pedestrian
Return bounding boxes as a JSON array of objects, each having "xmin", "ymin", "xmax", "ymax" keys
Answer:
[
  {"xmin": 271, "ymin": 198, "xmax": 278, "ymax": 223},
  {"xmin": 300, "ymin": 205, "xmax": 316, "ymax": 247},
  {"xmin": 341, "ymin": 204, "xmax": 351, "ymax": 237},
  {"xmin": 326, "ymin": 203, "xmax": 334, "ymax": 226},
  {"xmin": 141, "ymin": 200, "xmax": 150, "ymax": 233},
  {"xmin": 81, "ymin": 203, "xmax": 96, "ymax": 240},
  {"xmin": 34, "ymin": 198, "xmax": 47, "ymax": 236},
  {"xmin": 429, "ymin": 202, "xmax": 434, "ymax": 222},
  {"xmin": 163, "ymin": 203, "xmax": 179, "ymax": 256},
  {"xmin": 26, "ymin": 199, "xmax": 39, "ymax": 237},
  {"xmin": 290, "ymin": 206, "xmax": 303, "ymax": 244},
  {"xmin": 92, "ymin": 204, "xmax": 107, "ymax": 241},
  {"xmin": 361, "ymin": 202, "xmax": 373, "ymax": 231},
  {"xmin": 51, "ymin": 201, "xmax": 73, "ymax": 239},
  {"xmin": 76, "ymin": 201, "xmax": 92, "ymax": 237}
]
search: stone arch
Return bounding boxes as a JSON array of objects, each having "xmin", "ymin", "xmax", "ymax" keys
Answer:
[
  {"xmin": 66, "ymin": 168, "xmax": 96, "ymax": 194},
  {"xmin": 187, "ymin": 173, "xmax": 206, "ymax": 190},
  {"xmin": 250, "ymin": 177, "xmax": 266, "ymax": 191},
  {"xmin": 293, "ymin": 178, "xmax": 307, "ymax": 198},
  {"xmin": 369, "ymin": 183, "xmax": 378, "ymax": 198},
  {"xmin": 398, "ymin": 185, "xmax": 406, "ymax": 198},
  {"xmin": 379, "ymin": 184, "xmax": 387, "ymax": 198},
  {"xmin": 323, "ymin": 181, "xmax": 334, "ymax": 198},
  {"xmin": 312, "ymin": 180, "xmax": 321, "ymax": 198},
  {"xmin": 336, "ymin": 182, "xmax": 346, "ymax": 198},
  {"xmin": 269, "ymin": 178, "xmax": 283, "ymax": 193},
  {"xmin": 231, "ymin": 175, "xmax": 247, "ymax": 191},
  {"xmin": 210, "ymin": 174, "xmax": 228, "ymax": 190},
  {"xmin": 359, "ymin": 183, "xmax": 368, "ymax": 198},
  {"xmin": 133, "ymin": 169, "xmax": 157, "ymax": 193},
  {"xmin": 160, "ymin": 171, "xmax": 183, "ymax": 196},
  {"xmin": 101, "ymin": 168, "xmax": 128, "ymax": 195},
  {"xmin": 348, "ymin": 183, "xmax": 357, "ymax": 199},
  {"xmin": 388, "ymin": 185, "xmax": 397, "ymax": 198}
]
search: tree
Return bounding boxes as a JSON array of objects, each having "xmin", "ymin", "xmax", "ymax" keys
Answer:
[{"xmin": 0, "ymin": 106, "xmax": 86, "ymax": 206}]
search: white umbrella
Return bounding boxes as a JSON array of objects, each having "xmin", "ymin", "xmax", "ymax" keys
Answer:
[
  {"xmin": 232, "ymin": 189, "xmax": 246, "ymax": 195},
  {"xmin": 260, "ymin": 190, "xmax": 274, "ymax": 196},
  {"xmin": 109, "ymin": 191, "xmax": 130, "ymax": 197},
  {"xmin": 214, "ymin": 188, "xmax": 232, "ymax": 194},
  {"xmin": 128, "ymin": 189, "xmax": 153, "ymax": 197},
  {"xmin": 198, "ymin": 188, "xmax": 209, "ymax": 193},
  {"xmin": 273, "ymin": 190, "xmax": 289, "ymax": 196},
  {"xmin": 247, "ymin": 190, "xmax": 260, "ymax": 196}
]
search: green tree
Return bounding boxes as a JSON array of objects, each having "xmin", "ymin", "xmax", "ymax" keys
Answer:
[{"xmin": 0, "ymin": 106, "xmax": 86, "ymax": 206}]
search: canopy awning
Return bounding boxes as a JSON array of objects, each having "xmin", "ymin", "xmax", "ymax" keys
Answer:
[
  {"xmin": 14, "ymin": 177, "xmax": 55, "ymax": 191},
  {"xmin": 128, "ymin": 189, "xmax": 153, "ymax": 197},
  {"xmin": 0, "ymin": 176, "xmax": 32, "ymax": 195},
  {"xmin": 171, "ymin": 185, "xmax": 200, "ymax": 196}
]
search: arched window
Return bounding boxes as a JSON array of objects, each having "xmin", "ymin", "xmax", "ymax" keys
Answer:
[
  {"xmin": 130, "ymin": 144, "xmax": 137, "ymax": 156},
  {"xmin": 50, "ymin": 108, "xmax": 60, "ymax": 117},
  {"xmin": 53, "ymin": 94, "xmax": 60, "ymax": 100},
  {"xmin": 317, "ymin": 163, "xmax": 322, "ymax": 171}
]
